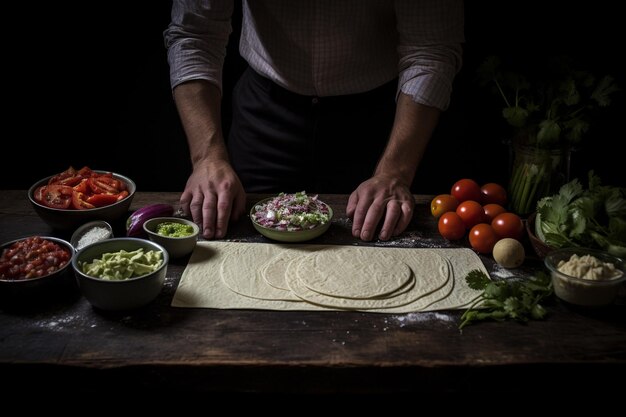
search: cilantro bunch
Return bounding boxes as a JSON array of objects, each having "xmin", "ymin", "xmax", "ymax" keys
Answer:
[
  {"xmin": 477, "ymin": 56, "xmax": 619, "ymax": 148},
  {"xmin": 459, "ymin": 270, "xmax": 553, "ymax": 329},
  {"xmin": 535, "ymin": 171, "xmax": 626, "ymax": 257}
]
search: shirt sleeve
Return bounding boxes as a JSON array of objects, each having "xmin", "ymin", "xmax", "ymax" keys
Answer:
[
  {"xmin": 163, "ymin": 0, "xmax": 234, "ymax": 91},
  {"xmin": 395, "ymin": 0, "xmax": 464, "ymax": 110}
]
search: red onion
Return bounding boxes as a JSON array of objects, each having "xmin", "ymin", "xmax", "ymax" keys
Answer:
[{"xmin": 126, "ymin": 204, "xmax": 174, "ymax": 237}]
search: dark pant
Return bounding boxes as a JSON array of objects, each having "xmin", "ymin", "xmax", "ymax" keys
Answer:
[{"xmin": 227, "ymin": 68, "xmax": 397, "ymax": 194}]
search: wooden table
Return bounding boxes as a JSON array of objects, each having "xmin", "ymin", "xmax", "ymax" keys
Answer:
[{"xmin": 1, "ymin": 191, "xmax": 625, "ymax": 394}]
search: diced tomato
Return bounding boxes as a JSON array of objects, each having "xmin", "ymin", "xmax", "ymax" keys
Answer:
[
  {"xmin": 86, "ymin": 193, "xmax": 119, "ymax": 207},
  {"xmin": 42, "ymin": 185, "xmax": 73, "ymax": 209},
  {"xmin": 72, "ymin": 191, "xmax": 95, "ymax": 210}
]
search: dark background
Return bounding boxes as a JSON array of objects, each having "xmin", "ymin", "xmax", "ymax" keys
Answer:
[{"xmin": 2, "ymin": 1, "xmax": 624, "ymax": 193}]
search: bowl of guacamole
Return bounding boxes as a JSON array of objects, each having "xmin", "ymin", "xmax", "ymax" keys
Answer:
[{"xmin": 143, "ymin": 217, "xmax": 199, "ymax": 259}]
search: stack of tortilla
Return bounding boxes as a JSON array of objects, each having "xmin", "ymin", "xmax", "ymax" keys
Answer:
[{"xmin": 172, "ymin": 242, "xmax": 487, "ymax": 313}]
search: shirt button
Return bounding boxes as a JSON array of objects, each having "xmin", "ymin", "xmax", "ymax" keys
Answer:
[{"xmin": 312, "ymin": 97, "xmax": 319, "ymax": 105}]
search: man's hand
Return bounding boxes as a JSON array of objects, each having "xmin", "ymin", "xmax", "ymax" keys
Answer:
[
  {"xmin": 346, "ymin": 175, "xmax": 415, "ymax": 241},
  {"xmin": 180, "ymin": 159, "xmax": 246, "ymax": 239}
]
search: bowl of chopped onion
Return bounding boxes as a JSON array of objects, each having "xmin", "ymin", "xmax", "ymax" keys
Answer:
[{"xmin": 250, "ymin": 192, "xmax": 333, "ymax": 243}]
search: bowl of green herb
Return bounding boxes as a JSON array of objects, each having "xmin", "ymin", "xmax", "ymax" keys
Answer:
[{"xmin": 533, "ymin": 171, "xmax": 626, "ymax": 258}]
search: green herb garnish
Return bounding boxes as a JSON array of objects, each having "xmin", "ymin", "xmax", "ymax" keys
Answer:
[
  {"xmin": 536, "ymin": 171, "xmax": 626, "ymax": 258},
  {"xmin": 459, "ymin": 270, "xmax": 553, "ymax": 330}
]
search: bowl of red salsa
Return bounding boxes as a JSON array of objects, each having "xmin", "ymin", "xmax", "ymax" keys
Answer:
[{"xmin": 0, "ymin": 236, "xmax": 75, "ymax": 306}]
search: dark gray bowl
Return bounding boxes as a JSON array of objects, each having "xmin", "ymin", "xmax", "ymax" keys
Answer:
[
  {"xmin": 72, "ymin": 238, "xmax": 168, "ymax": 311},
  {"xmin": 28, "ymin": 171, "xmax": 136, "ymax": 231},
  {"xmin": 0, "ymin": 236, "xmax": 76, "ymax": 307}
]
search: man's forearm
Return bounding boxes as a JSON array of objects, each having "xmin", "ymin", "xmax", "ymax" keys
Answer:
[
  {"xmin": 173, "ymin": 80, "xmax": 228, "ymax": 166},
  {"xmin": 374, "ymin": 92, "xmax": 441, "ymax": 186}
]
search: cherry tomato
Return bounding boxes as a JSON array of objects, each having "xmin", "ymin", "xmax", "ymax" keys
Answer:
[
  {"xmin": 451, "ymin": 179, "xmax": 482, "ymax": 203},
  {"xmin": 491, "ymin": 212, "xmax": 525, "ymax": 240},
  {"xmin": 456, "ymin": 200, "xmax": 485, "ymax": 229},
  {"xmin": 430, "ymin": 194, "xmax": 459, "ymax": 218},
  {"xmin": 480, "ymin": 182, "xmax": 508, "ymax": 206},
  {"xmin": 438, "ymin": 212, "xmax": 466, "ymax": 241},
  {"xmin": 483, "ymin": 203, "xmax": 507, "ymax": 222},
  {"xmin": 469, "ymin": 223, "xmax": 498, "ymax": 254}
]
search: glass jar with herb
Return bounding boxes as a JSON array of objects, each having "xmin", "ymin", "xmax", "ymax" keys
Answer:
[{"xmin": 478, "ymin": 56, "xmax": 619, "ymax": 216}]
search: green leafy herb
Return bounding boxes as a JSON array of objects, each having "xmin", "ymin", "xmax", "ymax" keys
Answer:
[
  {"xmin": 459, "ymin": 270, "xmax": 553, "ymax": 329},
  {"xmin": 477, "ymin": 56, "xmax": 619, "ymax": 148},
  {"xmin": 536, "ymin": 171, "xmax": 626, "ymax": 257}
]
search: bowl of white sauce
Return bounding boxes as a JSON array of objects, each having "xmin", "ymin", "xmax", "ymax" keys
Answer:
[{"xmin": 544, "ymin": 247, "xmax": 625, "ymax": 307}]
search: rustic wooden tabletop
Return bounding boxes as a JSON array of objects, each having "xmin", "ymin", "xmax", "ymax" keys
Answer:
[{"xmin": 1, "ymin": 191, "xmax": 625, "ymax": 394}]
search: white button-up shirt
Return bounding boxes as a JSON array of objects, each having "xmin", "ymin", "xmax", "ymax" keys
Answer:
[{"xmin": 165, "ymin": 0, "xmax": 464, "ymax": 110}]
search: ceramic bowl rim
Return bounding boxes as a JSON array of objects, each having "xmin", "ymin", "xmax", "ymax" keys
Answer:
[
  {"xmin": 0, "ymin": 236, "xmax": 75, "ymax": 283},
  {"xmin": 72, "ymin": 237, "xmax": 169, "ymax": 283}
]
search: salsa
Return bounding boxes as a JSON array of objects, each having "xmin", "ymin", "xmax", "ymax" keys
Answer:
[
  {"xmin": 0, "ymin": 236, "xmax": 71, "ymax": 280},
  {"xmin": 251, "ymin": 191, "xmax": 331, "ymax": 231}
]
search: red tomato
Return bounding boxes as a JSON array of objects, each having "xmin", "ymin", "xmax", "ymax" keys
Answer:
[
  {"xmin": 430, "ymin": 194, "xmax": 459, "ymax": 218},
  {"xmin": 33, "ymin": 186, "xmax": 46, "ymax": 205},
  {"xmin": 41, "ymin": 185, "xmax": 73, "ymax": 209},
  {"xmin": 456, "ymin": 200, "xmax": 485, "ymax": 229},
  {"xmin": 451, "ymin": 179, "xmax": 482, "ymax": 203},
  {"xmin": 77, "ymin": 166, "xmax": 94, "ymax": 177},
  {"xmin": 86, "ymin": 193, "xmax": 119, "ymax": 207},
  {"xmin": 48, "ymin": 166, "xmax": 77, "ymax": 185},
  {"xmin": 469, "ymin": 223, "xmax": 498, "ymax": 254},
  {"xmin": 483, "ymin": 203, "xmax": 507, "ymax": 223},
  {"xmin": 116, "ymin": 190, "xmax": 130, "ymax": 201},
  {"xmin": 88, "ymin": 177, "xmax": 121, "ymax": 194},
  {"xmin": 72, "ymin": 191, "xmax": 95, "ymax": 210},
  {"xmin": 438, "ymin": 212, "xmax": 466, "ymax": 241},
  {"xmin": 480, "ymin": 182, "xmax": 508, "ymax": 206},
  {"xmin": 73, "ymin": 178, "xmax": 89, "ymax": 194},
  {"xmin": 491, "ymin": 212, "xmax": 525, "ymax": 240}
]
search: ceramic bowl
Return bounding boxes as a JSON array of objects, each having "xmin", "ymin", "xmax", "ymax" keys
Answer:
[
  {"xmin": 250, "ymin": 196, "xmax": 333, "ymax": 243},
  {"xmin": 72, "ymin": 237, "xmax": 168, "ymax": 311},
  {"xmin": 0, "ymin": 236, "xmax": 76, "ymax": 306},
  {"xmin": 28, "ymin": 171, "xmax": 136, "ymax": 231},
  {"xmin": 526, "ymin": 212, "xmax": 555, "ymax": 259},
  {"xmin": 143, "ymin": 217, "xmax": 199, "ymax": 259}
]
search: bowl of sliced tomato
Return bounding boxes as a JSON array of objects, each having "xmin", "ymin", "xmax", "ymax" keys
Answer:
[{"xmin": 28, "ymin": 166, "xmax": 136, "ymax": 231}]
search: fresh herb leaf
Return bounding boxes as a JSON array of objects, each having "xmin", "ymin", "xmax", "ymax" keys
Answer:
[
  {"xmin": 536, "ymin": 171, "xmax": 626, "ymax": 257},
  {"xmin": 591, "ymin": 75, "xmax": 620, "ymax": 107},
  {"xmin": 459, "ymin": 271, "xmax": 553, "ymax": 330},
  {"xmin": 465, "ymin": 269, "xmax": 491, "ymax": 290}
]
